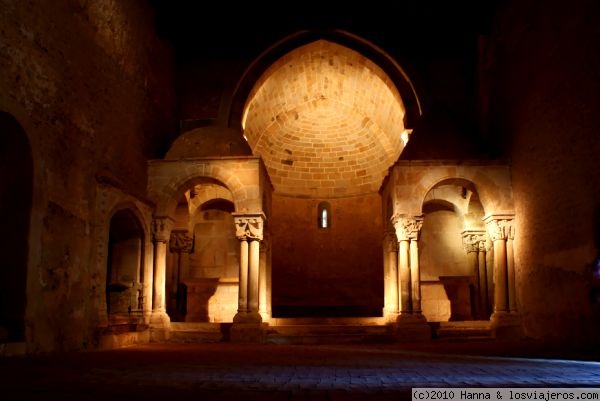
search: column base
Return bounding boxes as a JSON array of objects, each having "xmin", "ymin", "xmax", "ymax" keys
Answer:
[
  {"xmin": 233, "ymin": 311, "xmax": 262, "ymax": 324},
  {"xmin": 149, "ymin": 310, "xmax": 171, "ymax": 342},
  {"xmin": 259, "ymin": 310, "xmax": 271, "ymax": 323},
  {"xmin": 491, "ymin": 311, "xmax": 522, "ymax": 340},
  {"xmin": 383, "ymin": 308, "xmax": 399, "ymax": 324},
  {"xmin": 230, "ymin": 322, "xmax": 266, "ymax": 343},
  {"xmin": 395, "ymin": 313, "xmax": 431, "ymax": 342}
]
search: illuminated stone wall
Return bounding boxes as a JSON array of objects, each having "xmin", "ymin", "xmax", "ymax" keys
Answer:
[
  {"xmin": 487, "ymin": 0, "xmax": 600, "ymax": 341},
  {"xmin": 0, "ymin": 1, "xmax": 176, "ymax": 351},
  {"xmin": 271, "ymin": 193, "xmax": 383, "ymax": 316}
]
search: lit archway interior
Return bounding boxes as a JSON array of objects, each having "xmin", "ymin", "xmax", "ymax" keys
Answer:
[{"xmin": 243, "ymin": 40, "xmax": 409, "ymax": 198}]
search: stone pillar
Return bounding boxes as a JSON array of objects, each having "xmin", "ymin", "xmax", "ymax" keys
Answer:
[
  {"xmin": 237, "ymin": 239, "xmax": 249, "ymax": 314},
  {"xmin": 259, "ymin": 233, "xmax": 271, "ymax": 322},
  {"xmin": 484, "ymin": 213, "xmax": 521, "ymax": 338},
  {"xmin": 383, "ymin": 231, "xmax": 399, "ymax": 321},
  {"xmin": 398, "ymin": 239, "xmax": 411, "ymax": 314},
  {"xmin": 410, "ymin": 239, "xmax": 422, "ymax": 313},
  {"xmin": 461, "ymin": 230, "xmax": 486, "ymax": 319},
  {"xmin": 150, "ymin": 216, "xmax": 174, "ymax": 338},
  {"xmin": 392, "ymin": 214, "xmax": 429, "ymax": 341},
  {"xmin": 248, "ymin": 239, "xmax": 260, "ymax": 314},
  {"xmin": 168, "ymin": 230, "xmax": 193, "ymax": 322},
  {"xmin": 506, "ymin": 229, "xmax": 517, "ymax": 312},
  {"xmin": 478, "ymin": 239, "xmax": 490, "ymax": 318},
  {"xmin": 232, "ymin": 213, "xmax": 265, "ymax": 333}
]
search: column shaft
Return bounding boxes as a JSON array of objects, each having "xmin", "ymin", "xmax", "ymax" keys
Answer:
[
  {"xmin": 248, "ymin": 239, "xmax": 260, "ymax": 313},
  {"xmin": 143, "ymin": 244, "xmax": 154, "ymax": 317},
  {"xmin": 409, "ymin": 240, "xmax": 421, "ymax": 313},
  {"xmin": 398, "ymin": 240, "xmax": 411, "ymax": 313},
  {"xmin": 388, "ymin": 248, "xmax": 399, "ymax": 315},
  {"xmin": 467, "ymin": 250, "xmax": 481, "ymax": 318},
  {"xmin": 478, "ymin": 250, "xmax": 488, "ymax": 318},
  {"xmin": 507, "ymin": 238, "xmax": 517, "ymax": 312},
  {"xmin": 153, "ymin": 241, "xmax": 167, "ymax": 311},
  {"xmin": 493, "ymin": 239, "xmax": 508, "ymax": 312},
  {"xmin": 237, "ymin": 239, "xmax": 249, "ymax": 313},
  {"xmin": 259, "ymin": 242, "xmax": 268, "ymax": 318}
]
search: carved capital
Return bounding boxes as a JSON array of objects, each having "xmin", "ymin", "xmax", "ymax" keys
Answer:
[
  {"xmin": 484, "ymin": 214, "xmax": 515, "ymax": 241},
  {"xmin": 169, "ymin": 230, "xmax": 193, "ymax": 253},
  {"xmin": 232, "ymin": 212, "xmax": 265, "ymax": 241},
  {"xmin": 461, "ymin": 230, "xmax": 486, "ymax": 253},
  {"xmin": 152, "ymin": 216, "xmax": 174, "ymax": 243},
  {"xmin": 392, "ymin": 214, "xmax": 423, "ymax": 241},
  {"xmin": 383, "ymin": 231, "xmax": 399, "ymax": 252}
]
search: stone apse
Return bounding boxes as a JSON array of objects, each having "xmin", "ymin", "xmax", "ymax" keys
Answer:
[{"xmin": 94, "ymin": 32, "xmax": 521, "ymax": 344}]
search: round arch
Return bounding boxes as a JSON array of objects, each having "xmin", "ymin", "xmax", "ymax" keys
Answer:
[
  {"xmin": 106, "ymin": 208, "xmax": 146, "ymax": 316},
  {"xmin": 156, "ymin": 174, "xmax": 243, "ymax": 219},
  {"xmin": 227, "ymin": 29, "xmax": 422, "ymax": 131}
]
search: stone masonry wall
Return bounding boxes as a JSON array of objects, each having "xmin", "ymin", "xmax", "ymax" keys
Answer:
[
  {"xmin": 487, "ymin": 0, "xmax": 600, "ymax": 342},
  {"xmin": 0, "ymin": 0, "xmax": 176, "ymax": 351},
  {"xmin": 271, "ymin": 193, "xmax": 384, "ymax": 316}
]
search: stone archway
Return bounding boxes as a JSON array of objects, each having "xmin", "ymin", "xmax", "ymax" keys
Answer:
[
  {"xmin": 0, "ymin": 112, "xmax": 32, "ymax": 343},
  {"xmin": 106, "ymin": 209, "xmax": 145, "ymax": 319}
]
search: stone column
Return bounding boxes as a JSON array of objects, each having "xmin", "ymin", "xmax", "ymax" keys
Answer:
[
  {"xmin": 168, "ymin": 230, "xmax": 193, "ymax": 321},
  {"xmin": 484, "ymin": 213, "xmax": 520, "ymax": 338},
  {"xmin": 150, "ymin": 216, "xmax": 174, "ymax": 336},
  {"xmin": 392, "ymin": 214, "xmax": 429, "ymax": 341},
  {"xmin": 477, "ymin": 239, "xmax": 490, "ymax": 318},
  {"xmin": 410, "ymin": 239, "xmax": 422, "ymax": 313},
  {"xmin": 259, "ymin": 233, "xmax": 271, "ymax": 322},
  {"xmin": 237, "ymin": 239, "xmax": 249, "ymax": 314},
  {"xmin": 461, "ymin": 230, "xmax": 486, "ymax": 319},
  {"xmin": 383, "ymin": 231, "xmax": 399, "ymax": 321},
  {"xmin": 506, "ymin": 227, "xmax": 517, "ymax": 312},
  {"xmin": 248, "ymin": 239, "xmax": 260, "ymax": 314},
  {"xmin": 232, "ymin": 213, "xmax": 265, "ymax": 324}
]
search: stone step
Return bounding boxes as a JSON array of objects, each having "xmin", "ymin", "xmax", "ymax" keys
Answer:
[
  {"xmin": 168, "ymin": 322, "xmax": 230, "ymax": 343},
  {"xmin": 269, "ymin": 317, "xmax": 386, "ymax": 326},
  {"xmin": 434, "ymin": 320, "xmax": 493, "ymax": 340},
  {"xmin": 265, "ymin": 324, "xmax": 396, "ymax": 345}
]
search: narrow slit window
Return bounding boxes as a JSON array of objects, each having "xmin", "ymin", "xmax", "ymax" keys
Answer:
[{"xmin": 317, "ymin": 201, "xmax": 331, "ymax": 229}]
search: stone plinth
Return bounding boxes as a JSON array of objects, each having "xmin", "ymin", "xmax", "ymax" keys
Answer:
[
  {"xmin": 491, "ymin": 311, "xmax": 522, "ymax": 339},
  {"xmin": 230, "ymin": 322, "xmax": 266, "ymax": 343},
  {"xmin": 182, "ymin": 278, "xmax": 239, "ymax": 323},
  {"xmin": 395, "ymin": 313, "xmax": 431, "ymax": 342},
  {"xmin": 439, "ymin": 275, "xmax": 473, "ymax": 321}
]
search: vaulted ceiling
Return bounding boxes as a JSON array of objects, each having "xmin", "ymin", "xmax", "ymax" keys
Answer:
[{"xmin": 243, "ymin": 40, "xmax": 408, "ymax": 197}]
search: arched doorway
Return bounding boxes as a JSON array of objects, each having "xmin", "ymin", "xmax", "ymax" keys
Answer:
[
  {"xmin": 0, "ymin": 112, "xmax": 32, "ymax": 342},
  {"xmin": 419, "ymin": 180, "xmax": 488, "ymax": 322},
  {"xmin": 106, "ymin": 209, "xmax": 144, "ymax": 321},
  {"xmin": 165, "ymin": 181, "xmax": 239, "ymax": 323}
]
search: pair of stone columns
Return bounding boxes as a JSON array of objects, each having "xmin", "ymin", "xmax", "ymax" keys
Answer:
[
  {"xmin": 384, "ymin": 215, "xmax": 426, "ymax": 322},
  {"xmin": 232, "ymin": 213, "xmax": 265, "ymax": 324},
  {"xmin": 149, "ymin": 213, "xmax": 267, "ymax": 330},
  {"xmin": 484, "ymin": 214, "xmax": 517, "ymax": 316},
  {"xmin": 461, "ymin": 230, "xmax": 490, "ymax": 319}
]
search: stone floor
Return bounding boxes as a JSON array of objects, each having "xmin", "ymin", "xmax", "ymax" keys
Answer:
[{"xmin": 1, "ymin": 340, "xmax": 600, "ymax": 401}]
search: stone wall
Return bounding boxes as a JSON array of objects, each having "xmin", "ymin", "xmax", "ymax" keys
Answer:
[
  {"xmin": 0, "ymin": 0, "xmax": 176, "ymax": 351},
  {"xmin": 487, "ymin": 0, "xmax": 600, "ymax": 342},
  {"xmin": 271, "ymin": 193, "xmax": 383, "ymax": 316}
]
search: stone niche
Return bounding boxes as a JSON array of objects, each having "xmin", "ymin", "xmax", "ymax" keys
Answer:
[{"xmin": 181, "ymin": 208, "xmax": 239, "ymax": 322}]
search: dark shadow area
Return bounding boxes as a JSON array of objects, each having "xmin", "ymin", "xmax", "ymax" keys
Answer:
[
  {"xmin": 272, "ymin": 305, "xmax": 383, "ymax": 318},
  {"xmin": 0, "ymin": 111, "xmax": 32, "ymax": 342}
]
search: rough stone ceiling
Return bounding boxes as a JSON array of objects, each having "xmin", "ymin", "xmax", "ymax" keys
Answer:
[{"xmin": 243, "ymin": 40, "xmax": 408, "ymax": 198}]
